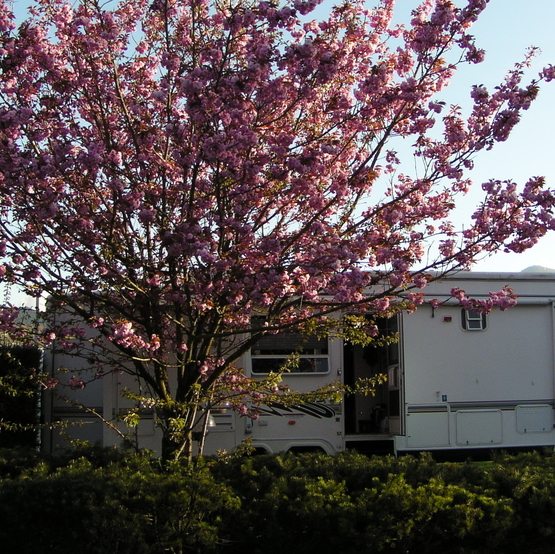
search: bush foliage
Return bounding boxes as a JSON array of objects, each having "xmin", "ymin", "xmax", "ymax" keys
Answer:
[{"xmin": 1, "ymin": 447, "xmax": 555, "ymax": 553}]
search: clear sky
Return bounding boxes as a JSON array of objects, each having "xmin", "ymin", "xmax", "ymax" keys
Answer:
[{"xmin": 5, "ymin": 0, "xmax": 555, "ymax": 305}]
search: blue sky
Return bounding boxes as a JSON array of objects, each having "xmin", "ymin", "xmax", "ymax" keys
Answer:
[{"xmin": 6, "ymin": 0, "xmax": 555, "ymax": 308}]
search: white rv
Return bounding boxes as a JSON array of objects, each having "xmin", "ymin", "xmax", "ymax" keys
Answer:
[
  {"xmin": 43, "ymin": 271, "xmax": 555, "ymax": 457},
  {"xmin": 203, "ymin": 270, "xmax": 555, "ymax": 457}
]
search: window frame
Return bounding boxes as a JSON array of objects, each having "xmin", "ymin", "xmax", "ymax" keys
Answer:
[
  {"xmin": 249, "ymin": 325, "xmax": 330, "ymax": 376},
  {"xmin": 461, "ymin": 308, "xmax": 487, "ymax": 331}
]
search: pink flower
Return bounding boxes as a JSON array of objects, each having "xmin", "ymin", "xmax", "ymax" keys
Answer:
[
  {"xmin": 68, "ymin": 376, "xmax": 86, "ymax": 390},
  {"xmin": 41, "ymin": 376, "xmax": 59, "ymax": 390},
  {"xmin": 412, "ymin": 274, "xmax": 429, "ymax": 288},
  {"xmin": 541, "ymin": 65, "xmax": 555, "ymax": 82}
]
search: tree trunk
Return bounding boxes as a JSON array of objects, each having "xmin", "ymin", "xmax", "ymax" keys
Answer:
[
  {"xmin": 160, "ymin": 405, "xmax": 198, "ymax": 463},
  {"xmin": 160, "ymin": 431, "xmax": 195, "ymax": 463}
]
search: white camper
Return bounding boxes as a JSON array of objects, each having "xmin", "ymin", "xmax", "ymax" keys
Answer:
[
  {"xmin": 44, "ymin": 271, "xmax": 555, "ymax": 457},
  {"xmin": 202, "ymin": 270, "xmax": 555, "ymax": 457}
]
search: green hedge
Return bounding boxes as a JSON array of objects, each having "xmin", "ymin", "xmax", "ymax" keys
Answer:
[
  {"xmin": 0, "ymin": 447, "xmax": 239, "ymax": 554},
  {"xmin": 1, "ymin": 447, "xmax": 555, "ymax": 553}
]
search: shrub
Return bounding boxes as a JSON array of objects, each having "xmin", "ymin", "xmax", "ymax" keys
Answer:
[
  {"xmin": 1, "ymin": 448, "xmax": 555, "ymax": 553},
  {"xmin": 0, "ymin": 448, "xmax": 239, "ymax": 554},
  {"xmin": 210, "ymin": 450, "xmax": 553, "ymax": 554}
]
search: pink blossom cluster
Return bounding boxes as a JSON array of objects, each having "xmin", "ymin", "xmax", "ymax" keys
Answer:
[
  {"xmin": 40, "ymin": 376, "xmax": 59, "ymax": 390},
  {"xmin": 450, "ymin": 285, "xmax": 517, "ymax": 313},
  {"xmin": 68, "ymin": 375, "xmax": 86, "ymax": 390},
  {"xmin": 0, "ymin": 307, "xmax": 19, "ymax": 331},
  {"xmin": 109, "ymin": 319, "xmax": 162, "ymax": 352}
]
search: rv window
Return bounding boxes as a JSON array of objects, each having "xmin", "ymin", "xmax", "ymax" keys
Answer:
[
  {"xmin": 251, "ymin": 330, "xmax": 329, "ymax": 375},
  {"xmin": 461, "ymin": 309, "xmax": 487, "ymax": 331}
]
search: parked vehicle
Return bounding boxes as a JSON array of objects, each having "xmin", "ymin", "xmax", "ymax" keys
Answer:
[
  {"xmin": 43, "ymin": 270, "xmax": 555, "ymax": 457},
  {"xmin": 204, "ymin": 269, "xmax": 555, "ymax": 456}
]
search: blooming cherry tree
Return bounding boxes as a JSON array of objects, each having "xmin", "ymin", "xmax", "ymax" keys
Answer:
[{"xmin": 0, "ymin": 0, "xmax": 554, "ymax": 459}]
